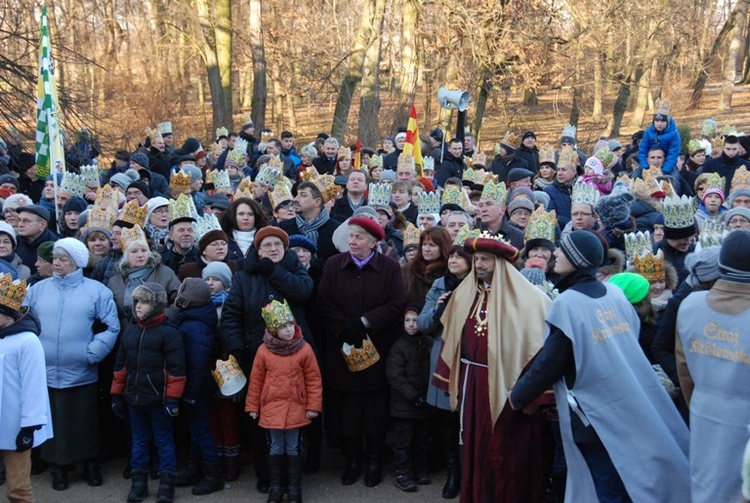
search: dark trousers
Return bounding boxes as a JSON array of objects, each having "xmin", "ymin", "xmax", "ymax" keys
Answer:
[
  {"xmin": 129, "ymin": 405, "xmax": 176, "ymax": 473},
  {"xmin": 576, "ymin": 439, "xmax": 631, "ymax": 503},
  {"xmin": 392, "ymin": 418, "xmax": 429, "ymax": 471},
  {"xmin": 185, "ymin": 400, "xmax": 220, "ymax": 462}
]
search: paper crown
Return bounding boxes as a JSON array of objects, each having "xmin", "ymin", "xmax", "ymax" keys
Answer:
[
  {"xmin": 342, "ymin": 335, "xmax": 380, "ymax": 372},
  {"xmin": 210, "ymin": 169, "xmax": 231, "ymax": 193},
  {"xmin": 119, "ymin": 199, "xmax": 148, "ymax": 227},
  {"xmin": 0, "ymin": 274, "xmax": 27, "ymax": 312},
  {"xmin": 687, "ymin": 139, "xmax": 705, "ymax": 155},
  {"xmin": 633, "ymin": 250, "xmax": 665, "ymax": 282},
  {"xmin": 663, "ymin": 195, "xmax": 696, "ymax": 229},
  {"xmin": 215, "ymin": 127, "xmax": 229, "ymax": 139},
  {"xmin": 300, "ymin": 166, "xmax": 320, "ymax": 181},
  {"xmin": 308, "ymin": 173, "xmax": 342, "ymax": 203},
  {"xmin": 711, "ymin": 136, "xmax": 724, "ymax": 154},
  {"xmin": 256, "ymin": 163, "xmax": 282, "ymax": 189},
  {"xmin": 704, "ymin": 172, "xmax": 725, "ymax": 191},
  {"xmin": 168, "ymin": 193, "xmax": 198, "ymax": 223},
  {"xmin": 234, "ymin": 177, "xmax": 255, "ymax": 200},
  {"xmin": 661, "ymin": 179, "xmax": 677, "ymax": 199},
  {"xmin": 441, "ymin": 187, "xmax": 466, "ymax": 209},
  {"xmin": 472, "ymin": 152, "xmax": 487, "ymax": 167},
  {"xmin": 561, "ymin": 124, "xmax": 577, "ymax": 141},
  {"xmin": 60, "ymin": 171, "xmax": 85, "ymax": 196},
  {"xmin": 337, "ymin": 146, "xmax": 352, "ymax": 160},
  {"xmin": 157, "ymin": 121, "xmax": 172, "ymax": 135},
  {"xmin": 632, "ymin": 175, "xmax": 665, "ymax": 201},
  {"xmin": 701, "ymin": 118, "xmax": 718, "ymax": 138},
  {"xmin": 731, "ymin": 166, "xmax": 750, "ymax": 193},
  {"xmin": 120, "ymin": 224, "xmax": 147, "ymax": 250},
  {"xmin": 79, "ymin": 165, "xmax": 101, "ymax": 188},
  {"xmin": 699, "ymin": 219, "xmax": 726, "ymax": 248},
  {"xmin": 261, "ymin": 299, "xmax": 296, "ymax": 333},
  {"xmin": 86, "ymin": 205, "xmax": 115, "ymax": 231},
  {"xmin": 368, "ymin": 154, "xmax": 382, "ymax": 169},
  {"xmin": 463, "ymin": 168, "xmax": 494, "ymax": 186},
  {"xmin": 418, "ymin": 192, "xmax": 440, "ymax": 216},
  {"xmin": 146, "ymin": 127, "xmax": 163, "ymax": 144},
  {"xmin": 539, "ymin": 144, "xmax": 556, "ymax": 165},
  {"xmin": 234, "ymin": 137, "xmax": 249, "ymax": 155},
  {"xmin": 268, "ymin": 182, "xmax": 293, "ymax": 209},
  {"xmin": 480, "ymin": 180, "xmax": 508, "ymax": 203},
  {"xmin": 453, "ymin": 223, "xmax": 481, "ymax": 246},
  {"xmin": 95, "ymin": 185, "xmax": 119, "ymax": 213},
  {"xmin": 572, "ymin": 180, "xmax": 601, "ymax": 207},
  {"xmin": 403, "ymin": 223, "xmax": 420, "ymax": 248},
  {"xmin": 624, "ymin": 231, "xmax": 653, "ymax": 262},
  {"xmin": 368, "ymin": 183, "xmax": 392, "ymax": 208},
  {"xmin": 654, "ymin": 98, "xmax": 671, "ymax": 116},
  {"xmin": 524, "ymin": 207, "xmax": 557, "ymax": 243},
  {"xmin": 260, "ymin": 131, "xmax": 273, "ymax": 143},
  {"xmin": 501, "ymin": 131, "xmax": 520, "ymax": 148},
  {"xmin": 558, "ymin": 145, "xmax": 579, "ymax": 169},
  {"xmin": 423, "ymin": 156, "xmax": 435, "ymax": 171},
  {"xmin": 721, "ymin": 125, "xmax": 738, "ymax": 137},
  {"xmin": 192, "ymin": 213, "xmax": 222, "ymax": 243},
  {"xmin": 397, "ymin": 153, "xmax": 415, "ymax": 172},
  {"xmin": 594, "ymin": 146, "xmax": 615, "ymax": 168},
  {"xmin": 169, "ymin": 170, "xmax": 192, "ymax": 193},
  {"xmin": 226, "ymin": 146, "xmax": 246, "ymax": 167}
]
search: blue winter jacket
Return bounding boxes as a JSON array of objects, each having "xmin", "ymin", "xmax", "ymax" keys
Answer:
[
  {"xmin": 25, "ymin": 268, "xmax": 120, "ymax": 388},
  {"xmin": 177, "ymin": 304, "xmax": 219, "ymax": 403},
  {"xmin": 544, "ymin": 180, "xmax": 574, "ymax": 228},
  {"xmin": 638, "ymin": 118, "xmax": 682, "ymax": 174}
]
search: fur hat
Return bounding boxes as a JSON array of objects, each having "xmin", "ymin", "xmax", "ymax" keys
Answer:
[
  {"xmin": 595, "ymin": 192, "xmax": 634, "ymax": 230},
  {"xmin": 54, "ymin": 237, "xmax": 90, "ymax": 268},
  {"xmin": 131, "ymin": 282, "xmax": 168, "ymax": 310}
]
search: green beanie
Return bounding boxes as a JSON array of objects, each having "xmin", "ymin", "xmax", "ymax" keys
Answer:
[
  {"xmin": 37, "ymin": 241, "xmax": 55, "ymax": 263},
  {"xmin": 608, "ymin": 272, "xmax": 650, "ymax": 304}
]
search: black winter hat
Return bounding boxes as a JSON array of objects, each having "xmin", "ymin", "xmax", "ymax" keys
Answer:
[
  {"xmin": 719, "ymin": 230, "xmax": 750, "ymax": 281},
  {"xmin": 62, "ymin": 195, "xmax": 88, "ymax": 215},
  {"xmin": 560, "ymin": 230, "xmax": 604, "ymax": 269},
  {"xmin": 127, "ymin": 181, "xmax": 151, "ymax": 199},
  {"xmin": 0, "ymin": 174, "xmax": 19, "ymax": 190},
  {"xmin": 522, "ymin": 131, "xmax": 536, "ymax": 140}
]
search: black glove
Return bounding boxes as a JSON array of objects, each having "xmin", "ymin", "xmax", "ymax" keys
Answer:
[
  {"xmin": 221, "ymin": 349, "xmax": 244, "ymax": 365},
  {"xmin": 16, "ymin": 426, "xmax": 38, "ymax": 452},
  {"xmin": 343, "ymin": 318, "xmax": 367, "ymax": 345},
  {"xmin": 257, "ymin": 257, "xmax": 275, "ymax": 277},
  {"xmin": 412, "ymin": 396, "xmax": 426, "ymax": 408},
  {"xmin": 111, "ymin": 395, "xmax": 126, "ymax": 419},
  {"xmin": 181, "ymin": 398, "xmax": 198, "ymax": 414},
  {"xmin": 164, "ymin": 398, "xmax": 180, "ymax": 418}
]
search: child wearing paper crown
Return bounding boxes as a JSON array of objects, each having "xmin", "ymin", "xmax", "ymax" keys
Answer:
[{"xmin": 245, "ymin": 300, "xmax": 322, "ymax": 503}]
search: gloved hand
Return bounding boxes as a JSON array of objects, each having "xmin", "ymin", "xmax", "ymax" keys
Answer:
[
  {"xmin": 343, "ymin": 318, "xmax": 367, "ymax": 345},
  {"xmin": 15, "ymin": 426, "xmax": 38, "ymax": 452},
  {"xmin": 257, "ymin": 257, "xmax": 276, "ymax": 276},
  {"xmin": 111, "ymin": 395, "xmax": 126, "ymax": 419},
  {"xmin": 164, "ymin": 398, "xmax": 180, "ymax": 418},
  {"xmin": 412, "ymin": 396, "xmax": 426, "ymax": 408}
]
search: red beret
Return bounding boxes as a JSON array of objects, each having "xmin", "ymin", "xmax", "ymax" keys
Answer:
[
  {"xmin": 418, "ymin": 177, "xmax": 435, "ymax": 193},
  {"xmin": 254, "ymin": 226, "xmax": 290, "ymax": 249},
  {"xmin": 464, "ymin": 236, "xmax": 519, "ymax": 262},
  {"xmin": 349, "ymin": 217, "xmax": 385, "ymax": 241}
]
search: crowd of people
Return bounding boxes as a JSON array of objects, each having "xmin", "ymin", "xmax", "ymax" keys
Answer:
[{"xmin": 1, "ymin": 98, "xmax": 750, "ymax": 503}]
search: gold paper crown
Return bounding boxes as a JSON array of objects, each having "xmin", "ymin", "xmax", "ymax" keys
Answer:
[
  {"xmin": 624, "ymin": 231, "xmax": 653, "ymax": 262},
  {"xmin": 86, "ymin": 205, "xmax": 115, "ymax": 231},
  {"xmin": 403, "ymin": 223, "xmax": 420, "ymax": 248},
  {"xmin": 215, "ymin": 127, "xmax": 229, "ymax": 139},
  {"xmin": 539, "ymin": 144, "xmax": 556, "ymax": 165},
  {"xmin": 654, "ymin": 98, "xmax": 671, "ymax": 116},
  {"xmin": 663, "ymin": 195, "xmax": 696, "ymax": 229},
  {"xmin": 310, "ymin": 174, "xmax": 342, "ymax": 203},
  {"xmin": 95, "ymin": 185, "xmax": 119, "ymax": 213},
  {"xmin": 300, "ymin": 166, "xmax": 320, "ymax": 181},
  {"xmin": 260, "ymin": 131, "xmax": 273, "ymax": 143},
  {"xmin": 234, "ymin": 177, "xmax": 255, "ymax": 200},
  {"xmin": 0, "ymin": 274, "xmax": 27, "ymax": 311},
  {"xmin": 397, "ymin": 153, "xmax": 415, "ymax": 172},
  {"xmin": 687, "ymin": 139, "xmax": 704, "ymax": 155},
  {"xmin": 168, "ymin": 193, "xmax": 198, "ymax": 223},
  {"xmin": 462, "ymin": 167, "xmax": 476, "ymax": 183},
  {"xmin": 269, "ymin": 182, "xmax": 293, "ymax": 209},
  {"xmin": 480, "ymin": 180, "xmax": 508, "ymax": 203},
  {"xmin": 558, "ymin": 145, "xmax": 579, "ymax": 169},
  {"xmin": 524, "ymin": 207, "xmax": 557, "ymax": 243},
  {"xmin": 453, "ymin": 223, "xmax": 481, "ymax": 246},
  {"xmin": 256, "ymin": 164, "xmax": 282, "ymax": 188},
  {"xmin": 705, "ymin": 172, "xmax": 725, "ymax": 191},
  {"xmin": 633, "ymin": 250, "xmax": 665, "ymax": 282},
  {"xmin": 441, "ymin": 187, "xmax": 466, "ymax": 209},
  {"xmin": 60, "ymin": 171, "xmax": 85, "ymax": 196},
  {"xmin": 79, "ymin": 165, "xmax": 101, "ymax": 188},
  {"xmin": 721, "ymin": 125, "xmax": 738, "ymax": 137},
  {"xmin": 661, "ymin": 180, "xmax": 676, "ymax": 199},
  {"xmin": 418, "ymin": 192, "xmax": 440, "ymax": 216},
  {"xmin": 594, "ymin": 147, "xmax": 615, "ymax": 168},
  {"xmin": 210, "ymin": 169, "xmax": 231, "ymax": 193},
  {"xmin": 120, "ymin": 224, "xmax": 147, "ymax": 250},
  {"xmin": 192, "ymin": 213, "xmax": 223, "ymax": 243},
  {"xmin": 731, "ymin": 166, "xmax": 750, "ymax": 194},
  {"xmin": 572, "ymin": 180, "xmax": 601, "ymax": 207},
  {"xmin": 699, "ymin": 219, "xmax": 726, "ymax": 248},
  {"xmin": 157, "ymin": 121, "xmax": 172, "ymax": 135},
  {"xmin": 146, "ymin": 127, "xmax": 163, "ymax": 144},
  {"xmin": 368, "ymin": 183, "xmax": 392, "ymax": 208},
  {"xmin": 368, "ymin": 154, "xmax": 382, "ymax": 169},
  {"xmin": 472, "ymin": 152, "xmax": 487, "ymax": 167},
  {"xmin": 701, "ymin": 118, "xmax": 718, "ymax": 138},
  {"xmin": 226, "ymin": 147, "xmax": 246, "ymax": 167},
  {"xmin": 711, "ymin": 136, "xmax": 724, "ymax": 154},
  {"xmin": 261, "ymin": 299, "xmax": 296, "ymax": 333},
  {"xmin": 342, "ymin": 336, "xmax": 380, "ymax": 372},
  {"xmin": 170, "ymin": 170, "xmax": 192, "ymax": 193},
  {"xmin": 501, "ymin": 131, "xmax": 520, "ymax": 148},
  {"xmin": 423, "ymin": 156, "xmax": 435, "ymax": 171},
  {"xmin": 632, "ymin": 175, "xmax": 665, "ymax": 201},
  {"xmin": 337, "ymin": 146, "xmax": 352, "ymax": 159},
  {"xmin": 266, "ymin": 154, "xmax": 282, "ymax": 173},
  {"xmin": 119, "ymin": 199, "xmax": 148, "ymax": 227}
]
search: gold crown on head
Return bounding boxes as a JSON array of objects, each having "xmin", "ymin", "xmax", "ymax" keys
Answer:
[
  {"xmin": 632, "ymin": 175, "xmax": 665, "ymax": 201},
  {"xmin": 226, "ymin": 147, "xmax": 246, "ymax": 167},
  {"xmin": 397, "ymin": 153, "xmax": 415, "ymax": 172},
  {"xmin": 79, "ymin": 165, "xmax": 101, "ymax": 188},
  {"xmin": 422, "ymin": 156, "xmax": 435, "ymax": 172},
  {"xmin": 269, "ymin": 182, "xmax": 293, "ymax": 209},
  {"xmin": 472, "ymin": 152, "xmax": 487, "ymax": 167},
  {"xmin": 539, "ymin": 144, "xmax": 556, "ymax": 165},
  {"xmin": 169, "ymin": 170, "xmax": 192, "ymax": 193},
  {"xmin": 0, "ymin": 274, "xmax": 27, "ymax": 311},
  {"xmin": 687, "ymin": 139, "xmax": 705, "ymax": 155},
  {"xmin": 711, "ymin": 136, "xmax": 724, "ymax": 153},
  {"xmin": 705, "ymin": 172, "xmax": 725, "ymax": 191},
  {"xmin": 403, "ymin": 223, "xmax": 420, "ymax": 248},
  {"xmin": 168, "ymin": 193, "xmax": 198, "ymax": 223},
  {"xmin": 300, "ymin": 166, "xmax": 320, "ymax": 182},
  {"xmin": 524, "ymin": 207, "xmax": 557, "ymax": 243},
  {"xmin": 368, "ymin": 154, "xmax": 382, "ymax": 169},
  {"xmin": 146, "ymin": 127, "xmax": 163, "ymax": 144},
  {"xmin": 157, "ymin": 121, "xmax": 172, "ymax": 135},
  {"xmin": 120, "ymin": 224, "xmax": 147, "ymax": 250},
  {"xmin": 701, "ymin": 118, "xmax": 718, "ymax": 138},
  {"xmin": 95, "ymin": 185, "xmax": 119, "ymax": 213},
  {"xmin": 663, "ymin": 195, "xmax": 696, "ymax": 229},
  {"xmin": 119, "ymin": 199, "xmax": 148, "ymax": 227},
  {"xmin": 310, "ymin": 174, "xmax": 342, "ymax": 203},
  {"xmin": 699, "ymin": 219, "xmax": 726, "ymax": 248},
  {"xmin": 731, "ymin": 166, "xmax": 750, "ymax": 194},
  {"xmin": 261, "ymin": 299, "xmax": 296, "ymax": 334},
  {"xmin": 268, "ymin": 154, "xmax": 284, "ymax": 172},
  {"xmin": 418, "ymin": 192, "xmax": 440, "ymax": 216},
  {"xmin": 234, "ymin": 177, "xmax": 255, "ymax": 200},
  {"xmin": 60, "ymin": 171, "xmax": 85, "ymax": 196},
  {"xmin": 210, "ymin": 169, "xmax": 231, "ymax": 193},
  {"xmin": 256, "ymin": 164, "xmax": 282, "ymax": 189},
  {"xmin": 86, "ymin": 205, "xmax": 115, "ymax": 231},
  {"xmin": 260, "ymin": 131, "xmax": 273, "ymax": 142},
  {"xmin": 338, "ymin": 146, "xmax": 351, "ymax": 159},
  {"xmin": 624, "ymin": 231, "xmax": 653, "ymax": 262},
  {"xmin": 501, "ymin": 131, "xmax": 520, "ymax": 148},
  {"xmin": 192, "ymin": 213, "xmax": 223, "ymax": 243},
  {"xmin": 480, "ymin": 180, "xmax": 508, "ymax": 204},
  {"xmin": 368, "ymin": 183, "xmax": 392, "ymax": 208},
  {"xmin": 654, "ymin": 98, "xmax": 671, "ymax": 116},
  {"xmin": 453, "ymin": 223, "xmax": 481, "ymax": 246},
  {"xmin": 594, "ymin": 147, "xmax": 615, "ymax": 168},
  {"xmin": 342, "ymin": 335, "xmax": 380, "ymax": 372},
  {"xmin": 558, "ymin": 145, "xmax": 579, "ymax": 169},
  {"xmin": 215, "ymin": 127, "xmax": 229, "ymax": 139},
  {"xmin": 441, "ymin": 187, "xmax": 466, "ymax": 209},
  {"xmin": 633, "ymin": 250, "xmax": 665, "ymax": 282},
  {"xmin": 572, "ymin": 180, "xmax": 601, "ymax": 207}
]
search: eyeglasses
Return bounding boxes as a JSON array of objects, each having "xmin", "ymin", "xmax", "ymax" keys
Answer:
[{"xmin": 260, "ymin": 241, "xmax": 284, "ymax": 250}]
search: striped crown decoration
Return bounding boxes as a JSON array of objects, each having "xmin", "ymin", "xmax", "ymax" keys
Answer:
[
  {"xmin": 624, "ymin": 231, "xmax": 653, "ymax": 262},
  {"xmin": 368, "ymin": 183, "xmax": 392, "ymax": 208}
]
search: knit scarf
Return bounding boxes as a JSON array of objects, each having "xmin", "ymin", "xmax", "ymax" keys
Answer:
[
  {"xmin": 263, "ymin": 326, "xmax": 305, "ymax": 356},
  {"xmin": 211, "ymin": 290, "xmax": 229, "ymax": 307},
  {"xmin": 124, "ymin": 266, "xmax": 154, "ymax": 307},
  {"xmin": 145, "ymin": 224, "xmax": 169, "ymax": 249},
  {"xmin": 233, "ymin": 229, "xmax": 256, "ymax": 256},
  {"xmin": 296, "ymin": 208, "xmax": 330, "ymax": 244}
]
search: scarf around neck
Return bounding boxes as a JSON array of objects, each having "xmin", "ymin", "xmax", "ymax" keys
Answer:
[
  {"xmin": 233, "ymin": 229, "xmax": 256, "ymax": 256},
  {"xmin": 263, "ymin": 326, "xmax": 305, "ymax": 356},
  {"xmin": 351, "ymin": 251, "xmax": 375, "ymax": 270},
  {"xmin": 124, "ymin": 266, "xmax": 154, "ymax": 307},
  {"xmin": 211, "ymin": 290, "xmax": 229, "ymax": 307},
  {"xmin": 296, "ymin": 208, "xmax": 330, "ymax": 244}
]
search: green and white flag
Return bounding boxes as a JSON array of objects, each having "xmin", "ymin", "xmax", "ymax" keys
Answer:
[{"xmin": 35, "ymin": 6, "xmax": 65, "ymax": 180}]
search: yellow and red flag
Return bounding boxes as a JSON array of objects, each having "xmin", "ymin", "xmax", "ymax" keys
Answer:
[
  {"xmin": 354, "ymin": 139, "xmax": 362, "ymax": 170},
  {"xmin": 403, "ymin": 105, "xmax": 424, "ymax": 176}
]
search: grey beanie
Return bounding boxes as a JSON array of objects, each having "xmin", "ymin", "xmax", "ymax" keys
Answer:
[
  {"xmin": 379, "ymin": 170, "xmax": 397, "ymax": 183},
  {"xmin": 560, "ymin": 230, "xmax": 604, "ymax": 269},
  {"xmin": 685, "ymin": 247, "xmax": 721, "ymax": 285},
  {"xmin": 110, "ymin": 173, "xmax": 133, "ymax": 191},
  {"xmin": 352, "ymin": 206, "xmax": 379, "ymax": 220},
  {"xmin": 725, "ymin": 206, "xmax": 750, "ymax": 225},
  {"xmin": 130, "ymin": 152, "xmax": 150, "ymax": 169},
  {"xmin": 520, "ymin": 267, "xmax": 546, "ymax": 286},
  {"xmin": 533, "ymin": 191, "xmax": 550, "ymax": 209},
  {"xmin": 182, "ymin": 164, "xmax": 203, "ymax": 183},
  {"xmin": 726, "ymin": 189, "xmax": 750, "ymax": 208},
  {"xmin": 202, "ymin": 261, "xmax": 232, "ymax": 288}
]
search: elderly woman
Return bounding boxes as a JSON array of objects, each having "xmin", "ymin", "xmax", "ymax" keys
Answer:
[
  {"xmin": 317, "ymin": 217, "xmax": 405, "ymax": 488},
  {"xmin": 145, "ymin": 197, "xmax": 170, "ymax": 253},
  {"xmin": 220, "ymin": 197, "xmax": 268, "ymax": 262},
  {"xmin": 24, "ymin": 238, "xmax": 120, "ymax": 490},
  {"xmin": 178, "ymin": 219, "xmax": 235, "ymax": 280},
  {"xmin": 298, "ymin": 144, "xmax": 318, "ymax": 181},
  {"xmin": 0, "ymin": 221, "xmax": 30, "ymax": 279},
  {"xmin": 220, "ymin": 226, "xmax": 314, "ymax": 493},
  {"xmin": 401, "ymin": 226, "xmax": 451, "ymax": 304}
]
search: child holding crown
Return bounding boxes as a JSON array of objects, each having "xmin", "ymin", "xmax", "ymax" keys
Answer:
[{"xmin": 245, "ymin": 300, "xmax": 322, "ymax": 503}]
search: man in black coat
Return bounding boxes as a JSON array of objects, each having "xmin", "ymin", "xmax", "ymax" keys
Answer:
[
  {"xmin": 489, "ymin": 144, "xmax": 529, "ymax": 183},
  {"xmin": 312, "ymin": 138, "xmax": 340, "ymax": 175},
  {"xmin": 516, "ymin": 131, "xmax": 540, "ymax": 174},
  {"xmin": 330, "ymin": 170, "xmax": 368, "ymax": 222},
  {"xmin": 278, "ymin": 181, "xmax": 341, "ymax": 262},
  {"xmin": 15, "ymin": 205, "xmax": 58, "ymax": 274},
  {"xmin": 435, "ymin": 139, "xmax": 466, "ymax": 187},
  {"xmin": 383, "ymin": 133, "xmax": 406, "ymax": 171},
  {"xmin": 700, "ymin": 135, "xmax": 750, "ymax": 194}
]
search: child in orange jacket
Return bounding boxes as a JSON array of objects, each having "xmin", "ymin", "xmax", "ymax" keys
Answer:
[{"xmin": 246, "ymin": 300, "xmax": 322, "ymax": 503}]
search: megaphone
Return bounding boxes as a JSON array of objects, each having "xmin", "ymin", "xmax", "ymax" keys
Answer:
[{"xmin": 437, "ymin": 87, "xmax": 469, "ymax": 112}]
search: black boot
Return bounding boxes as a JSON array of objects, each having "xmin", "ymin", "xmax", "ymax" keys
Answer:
[
  {"xmin": 127, "ymin": 469, "xmax": 149, "ymax": 502},
  {"xmin": 156, "ymin": 471, "xmax": 176, "ymax": 503},
  {"xmin": 267, "ymin": 455, "xmax": 284, "ymax": 503},
  {"xmin": 192, "ymin": 459, "xmax": 224, "ymax": 495},
  {"xmin": 364, "ymin": 436, "xmax": 383, "ymax": 488},
  {"xmin": 84, "ymin": 459, "xmax": 103, "ymax": 486},
  {"xmin": 176, "ymin": 450, "xmax": 202, "ymax": 487},
  {"xmin": 394, "ymin": 468, "xmax": 418, "ymax": 492},
  {"xmin": 287, "ymin": 455, "xmax": 304, "ymax": 503},
  {"xmin": 223, "ymin": 455, "xmax": 240, "ymax": 482},
  {"xmin": 50, "ymin": 464, "xmax": 68, "ymax": 491},
  {"xmin": 442, "ymin": 451, "xmax": 460, "ymax": 499},
  {"xmin": 340, "ymin": 436, "xmax": 361, "ymax": 486}
]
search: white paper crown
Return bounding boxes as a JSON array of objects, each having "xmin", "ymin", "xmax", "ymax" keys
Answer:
[
  {"xmin": 423, "ymin": 156, "xmax": 435, "ymax": 171},
  {"xmin": 256, "ymin": 164, "xmax": 282, "ymax": 189},
  {"xmin": 212, "ymin": 169, "xmax": 231, "ymax": 192},
  {"xmin": 60, "ymin": 171, "xmax": 85, "ymax": 196},
  {"xmin": 79, "ymin": 165, "xmax": 101, "ymax": 187},
  {"xmin": 572, "ymin": 180, "xmax": 600, "ymax": 207},
  {"xmin": 192, "ymin": 213, "xmax": 223, "ymax": 243},
  {"xmin": 418, "ymin": 192, "xmax": 440, "ymax": 215},
  {"xmin": 234, "ymin": 137, "xmax": 249, "ymax": 157},
  {"xmin": 699, "ymin": 220, "xmax": 726, "ymax": 248},
  {"xmin": 624, "ymin": 231, "xmax": 652, "ymax": 262},
  {"xmin": 562, "ymin": 124, "xmax": 577, "ymax": 140},
  {"xmin": 663, "ymin": 195, "xmax": 695, "ymax": 229},
  {"xmin": 157, "ymin": 121, "xmax": 172, "ymax": 135},
  {"xmin": 368, "ymin": 183, "xmax": 392, "ymax": 208}
]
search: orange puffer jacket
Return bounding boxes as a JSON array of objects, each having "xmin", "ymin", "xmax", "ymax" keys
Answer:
[{"xmin": 245, "ymin": 341, "xmax": 323, "ymax": 430}]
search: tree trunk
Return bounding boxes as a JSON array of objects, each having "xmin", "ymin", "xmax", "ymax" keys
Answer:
[
  {"xmin": 569, "ymin": 86, "xmax": 581, "ymax": 129},
  {"xmin": 605, "ymin": 68, "xmax": 635, "ymax": 137},
  {"xmin": 390, "ymin": 0, "xmax": 420, "ymax": 133},
  {"xmin": 719, "ymin": 0, "xmax": 747, "ymax": 109},
  {"xmin": 593, "ymin": 53, "xmax": 603, "ymax": 117},
  {"xmin": 472, "ymin": 68, "xmax": 492, "ymax": 137},
  {"xmin": 358, "ymin": 0, "xmax": 386, "ymax": 148},
  {"xmin": 214, "ymin": 0, "xmax": 233, "ymax": 128},
  {"xmin": 195, "ymin": 0, "xmax": 226, "ymax": 132},
  {"xmin": 522, "ymin": 88, "xmax": 538, "ymax": 105},
  {"xmin": 630, "ymin": 65, "xmax": 651, "ymax": 128},
  {"xmin": 249, "ymin": 0, "xmax": 267, "ymax": 131}
]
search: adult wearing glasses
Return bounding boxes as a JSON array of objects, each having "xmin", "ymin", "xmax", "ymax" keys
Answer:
[{"xmin": 15, "ymin": 205, "xmax": 58, "ymax": 275}]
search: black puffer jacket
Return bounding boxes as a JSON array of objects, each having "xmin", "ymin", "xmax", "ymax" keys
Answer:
[{"xmin": 386, "ymin": 332, "xmax": 435, "ymax": 420}]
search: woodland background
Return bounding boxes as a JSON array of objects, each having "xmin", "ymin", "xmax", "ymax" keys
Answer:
[{"xmin": 2, "ymin": 0, "xmax": 750, "ymax": 155}]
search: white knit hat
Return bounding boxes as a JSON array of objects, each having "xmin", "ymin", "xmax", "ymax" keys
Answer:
[
  {"xmin": 0, "ymin": 221, "xmax": 16, "ymax": 248},
  {"xmin": 54, "ymin": 238, "xmax": 90, "ymax": 268}
]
